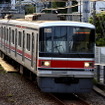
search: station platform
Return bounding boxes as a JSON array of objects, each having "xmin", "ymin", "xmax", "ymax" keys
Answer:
[{"xmin": 0, "ymin": 58, "xmax": 17, "ymax": 73}]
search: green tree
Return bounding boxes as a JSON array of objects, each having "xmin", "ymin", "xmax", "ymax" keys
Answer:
[
  {"xmin": 72, "ymin": 1, "xmax": 78, "ymax": 12},
  {"xmin": 52, "ymin": 2, "xmax": 65, "ymax": 8},
  {"xmin": 25, "ymin": 5, "xmax": 35, "ymax": 15},
  {"xmin": 51, "ymin": 1, "xmax": 78, "ymax": 13},
  {"xmin": 89, "ymin": 12, "xmax": 105, "ymax": 46}
]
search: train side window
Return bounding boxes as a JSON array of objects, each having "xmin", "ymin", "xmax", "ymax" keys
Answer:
[
  {"xmin": 23, "ymin": 30, "xmax": 25, "ymax": 48},
  {"xmin": 7, "ymin": 28, "xmax": 9, "ymax": 41},
  {"xmin": 5, "ymin": 28, "xmax": 7, "ymax": 41},
  {"xmin": 18, "ymin": 31, "xmax": 22, "ymax": 47},
  {"xmin": 0, "ymin": 26, "xmax": 2, "ymax": 39},
  {"xmin": 26, "ymin": 33, "xmax": 30, "ymax": 51},
  {"xmin": 1, "ymin": 27, "xmax": 3, "ymax": 39},
  {"xmin": 9, "ymin": 28, "xmax": 11, "ymax": 40},
  {"xmin": 2, "ymin": 27, "xmax": 4, "ymax": 39},
  {"xmin": 4, "ymin": 27, "xmax": 6, "ymax": 40},
  {"xmin": 0, "ymin": 26, "xmax": 1, "ymax": 38},
  {"xmin": 12, "ymin": 30, "xmax": 15, "ymax": 44},
  {"xmin": 0, "ymin": 27, "xmax": 1, "ymax": 38}
]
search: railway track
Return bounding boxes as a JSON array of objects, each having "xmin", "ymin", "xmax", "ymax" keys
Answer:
[
  {"xmin": 49, "ymin": 93, "xmax": 66, "ymax": 105},
  {"xmin": 2, "ymin": 58, "xmax": 105, "ymax": 105},
  {"xmin": 73, "ymin": 93, "xmax": 90, "ymax": 105},
  {"xmin": 0, "ymin": 58, "xmax": 90, "ymax": 105},
  {"xmin": 49, "ymin": 93, "xmax": 90, "ymax": 105}
]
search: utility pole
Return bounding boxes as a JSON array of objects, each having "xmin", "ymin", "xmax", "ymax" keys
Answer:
[
  {"xmin": 80, "ymin": 0, "xmax": 81, "ymax": 22},
  {"xmin": 67, "ymin": 0, "xmax": 72, "ymax": 13},
  {"xmin": 93, "ymin": 1, "xmax": 96, "ymax": 25},
  {"xmin": 66, "ymin": 0, "xmax": 72, "ymax": 20},
  {"xmin": 11, "ymin": 0, "xmax": 15, "ymax": 9},
  {"xmin": 19, "ymin": 0, "xmax": 21, "ymax": 13},
  {"xmin": 82, "ymin": 0, "xmax": 90, "ymax": 22}
]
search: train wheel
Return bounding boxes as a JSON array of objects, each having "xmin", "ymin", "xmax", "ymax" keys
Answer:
[
  {"xmin": 0, "ymin": 51, "xmax": 2, "ymax": 57},
  {"xmin": 29, "ymin": 72, "xmax": 36, "ymax": 81},
  {"xmin": 1, "ymin": 53, "xmax": 5, "ymax": 59},
  {"xmin": 19, "ymin": 65, "xmax": 24, "ymax": 75}
]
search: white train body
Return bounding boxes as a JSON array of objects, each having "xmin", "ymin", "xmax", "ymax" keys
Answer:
[{"xmin": 0, "ymin": 19, "xmax": 95, "ymax": 93}]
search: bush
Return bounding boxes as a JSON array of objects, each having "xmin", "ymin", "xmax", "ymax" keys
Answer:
[{"xmin": 89, "ymin": 12, "xmax": 105, "ymax": 46}]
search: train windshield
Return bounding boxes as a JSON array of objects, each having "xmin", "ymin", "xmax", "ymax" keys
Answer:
[{"xmin": 39, "ymin": 26, "xmax": 95, "ymax": 54}]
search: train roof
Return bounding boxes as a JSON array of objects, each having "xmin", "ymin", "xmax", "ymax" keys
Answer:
[{"xmin": 0, "ymin": 19, "xmax": 95, "ymax": 29}]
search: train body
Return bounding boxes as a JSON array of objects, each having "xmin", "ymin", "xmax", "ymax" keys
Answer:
[{"xmin": 0, "ymin": 19, "xmax": 95, "ymax": 93}]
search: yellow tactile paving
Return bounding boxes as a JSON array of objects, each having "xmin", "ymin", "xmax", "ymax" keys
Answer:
[{"xmin": 0, "ymin": 58, "xmax": 17, "ymax": 72}]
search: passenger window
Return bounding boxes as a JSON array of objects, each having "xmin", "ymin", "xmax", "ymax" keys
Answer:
[
  {"xmin": 2, "ymin": 27, "xmax": 4, "ymax": 39},
  {"xmin": 12, "ymin": 30, "xmax": 15, "ymax": 44},
  {"xmin": 18, "ymin": 31, "xmax": 22, "ymax": 47},
  {"xmin": 4, "ymin": 27, "xmax": 6, "ymax": 40},
  {"xmin": 9, "ymin": 28, "xmax": 11, "ymax": 41},
  {"xmin": 26, "ymin": 33, "xmax": 30, "ymax": 51},
  {"xmin": 0, "ymin": 27, "xmax": 1, "ymax": 38},
  {"xmin": 1, "ymin": 27, "xmax": 3, "ymax": 39},
  {"xmin": 7, "ymin": 28, "xmax": 9, "ymax": 41}
]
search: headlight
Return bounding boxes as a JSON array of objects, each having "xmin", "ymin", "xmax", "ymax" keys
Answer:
[
  {"xmin": 84, "ymin": 62, "xmax": 90, "ymax": 67},
  {"xmin": 41, "ymin": 61, "xmax": 51, "ymax": 67},
  {"xmin": 84, "ymin": 62, "xmax": 93, "ymax": 68}
]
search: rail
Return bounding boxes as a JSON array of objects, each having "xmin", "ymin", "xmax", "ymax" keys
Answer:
[{"xmin": 49, "ymin": 93, "xmax": 90, "ymax": 105}]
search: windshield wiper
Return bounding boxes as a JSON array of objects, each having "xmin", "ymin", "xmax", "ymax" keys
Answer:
[{"xmin": 53, "ymin": 44, "xmax": 63, "ymax": 54}]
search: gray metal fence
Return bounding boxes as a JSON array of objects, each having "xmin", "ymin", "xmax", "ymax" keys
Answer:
[
  {"xmin": 95, "ymin": 47, "xmax": 105, "ymax": 64},
  {"xmin": 95, "ymin": 46, "xmax": 105, "ymax": 84}
]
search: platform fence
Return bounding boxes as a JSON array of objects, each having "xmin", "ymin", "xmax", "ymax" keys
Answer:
[{"xmin": 95, "ymin": 46, "xmax": 105, "ymax": 84}]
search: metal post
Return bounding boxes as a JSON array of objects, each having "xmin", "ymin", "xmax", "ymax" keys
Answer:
[
  {"xmin": 80, "ymin": 0, "xmax": 81, "ymax": 22},
  {"xmin": 19, "ymin": 0, "xmax": 21, "ymax": 14},
  {"xmin": 93, "ymin": 1, "xmax": 96, "ymax": 25},
  {"xmin": 82, "ymin": 0, "xmax": 90, "ymax": 22},
  {"xmin": 68, "ymin": 0, "xmax": 72, "ymax": 13},
  {"xmin": 104, "ymin": 66, "xmax": 105, "ymax": 84},
  {"xmin": 97, "ymin": 65, "xmax": 100, "ymax": 82}
]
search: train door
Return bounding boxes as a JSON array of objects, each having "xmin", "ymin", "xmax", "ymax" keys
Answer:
[
  {"xmin": 17, "ymin": 29, "xmax": 23, "ymax": 62},
  {"xmin": 31, "ymin": 32, "xmax": 38, "ymax": 71},
  {"xmin": 22, "ymin": 31, "xmax": 25, "ymax": 62}
]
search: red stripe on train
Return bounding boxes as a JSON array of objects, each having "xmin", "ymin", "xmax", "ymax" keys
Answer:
[{"xmin": 38, "ymin": 60, "xmax": 94, "ymax": 68}]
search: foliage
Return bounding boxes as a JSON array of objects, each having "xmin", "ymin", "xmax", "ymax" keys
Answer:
[
  {"xmin": 51, "ymin": 1, "xmax": 78, "ymax": 13},
  {"xmin": 24, "ymin": 5, "xmax": 35, "ymax": 15},
  {"xmin": 89, "ymin": 12, "xmax": 105, "ymax": 46},
  {"xmin": 51, "ymin": 2, "xmax": 66, "ymax": 13},
  {"xmin": 52, "ymin": 2, "xmax": 65, "ymax": 8},
  {"xmin": 72, "ymin": 1, "xmax": 78, "ymax": 12},
  {"xmin": 0, "ymin": 0, "xmax": 10, "ymax": 3}
]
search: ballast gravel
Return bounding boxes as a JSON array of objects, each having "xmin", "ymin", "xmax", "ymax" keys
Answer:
[
  {"xmin": 0, "ymin": 70, "xmax": 59, "ymax": 105},
  {"xmin": 0, "ymin": 69, "xmax": 105, "ymax": 105}
]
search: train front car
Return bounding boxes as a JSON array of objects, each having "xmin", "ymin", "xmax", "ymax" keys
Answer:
[{"xmin": 37, "ymin": 21, "xmax": 95, "ymax": 93}]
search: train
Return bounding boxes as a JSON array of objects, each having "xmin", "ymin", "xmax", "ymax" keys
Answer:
[{"xmin": 0, "ymin": 16, "xmax": 95, "ymax": 93}]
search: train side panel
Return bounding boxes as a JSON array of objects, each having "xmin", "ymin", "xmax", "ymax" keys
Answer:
[
  {"xmin": 0, "ymin": 21, "xmax": 38, "ymax": 74},
  {"xmin": 0, "ymin": 19, "xmax": 95, "ymax": 93}
]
